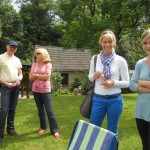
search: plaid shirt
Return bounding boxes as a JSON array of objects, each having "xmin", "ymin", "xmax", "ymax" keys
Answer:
[{"xmin": 32, "ymin": 62, "xmax": 52, "ymax": 93}]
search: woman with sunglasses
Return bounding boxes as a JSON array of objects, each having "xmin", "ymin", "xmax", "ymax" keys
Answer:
[
  {"xmin": 88, "ymin": 29, "xmax": 129, "ymax": 141},
  {"xmin": 29, "ymin": 48, "xmax": 60, "ymax": 139}
]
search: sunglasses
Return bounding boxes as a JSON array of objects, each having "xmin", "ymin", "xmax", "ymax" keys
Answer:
[
  {"xmin": 35, "ymin": 52, "xmax": 41, "ymax": 55},
  {"xmin": 101, "ymin": 31, "xmax": 114, "ymax": 35}
]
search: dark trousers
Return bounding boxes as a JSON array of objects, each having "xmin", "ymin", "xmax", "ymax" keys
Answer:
[
  {"xmin": 136, "ymin": 118, "xmax": 150, "ymax": 150},
  {"xmin": 0, "ymin": 85, "xmax": 20, "ymax": 138},
  {"xmin": 33, "ymin": 92, "xmax": 58, "ymax": 134}
]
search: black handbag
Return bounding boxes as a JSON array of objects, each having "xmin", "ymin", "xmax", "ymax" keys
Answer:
[{"xmin": 80, "ymin": 55, "xmax": 97, "ymax": 119}]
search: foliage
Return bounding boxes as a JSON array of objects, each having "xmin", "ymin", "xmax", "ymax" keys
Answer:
[
  {"xmin": 20, "ymin": 0, "xmax": 59, "ymax": 45},
  {"xmin": 0, "ymin": 3, "xmax": 24, "ymax": 57},
  {"xmin": 52, "ymin": 88, "xmax": 71, "ymax": 96},
  {"xmin": 0, "ymin": 0, "xmax": 150, "ymax": 67},
  {"xmin": 51, "ymin": 71, "xmax": 63, "ymax": 92},
  {"xmin": 116, "ymin": 30, "xmax": 146, "ymax": 69},
  {"xmin": 0, "ymin": 0, "xmax": 63, "ymax": 62},
  {"xmin": 57, "ymin": 0, "xmax": 150, "ymax": 63},
  {"xmin": 70, "ymin": 76, "xmax": 81, "ymax": 92},
  {"xmin": 80, "ymin": 71, "xmax": 90, "ymax": 95},
  {"xmin": 17, "ymin": 0, "xmax": 63, "ymax": 61},
  {"xmin": 0, "ymin": 94, "xmax": 142, "ymax": 150}
]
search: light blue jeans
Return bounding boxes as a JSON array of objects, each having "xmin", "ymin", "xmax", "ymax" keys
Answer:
[{"xmin": 90, "ymin": 93, "xmax": 123, "ymax": 137}]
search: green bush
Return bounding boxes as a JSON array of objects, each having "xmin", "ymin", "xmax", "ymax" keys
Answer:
[
  {"xmin": 53, "ymin": 89, "xmax": 71, "ymax": 96},
  {"xmin": 51, "ymin": 71, "xmax": 63, "ymax": 92},
  {"xmin": 70, "ymin": 77, "xmax": 81, "ymax": 92}
]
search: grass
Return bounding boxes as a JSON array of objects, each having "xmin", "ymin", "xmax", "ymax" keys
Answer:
[{"xmin": 0, "ymin": 93, "xmax": 142, "ymax": 150}]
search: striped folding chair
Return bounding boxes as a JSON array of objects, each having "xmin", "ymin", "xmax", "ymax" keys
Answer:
[{"xmin": 67, "ymin": 120, "xmax": 118, "ymax": 150}]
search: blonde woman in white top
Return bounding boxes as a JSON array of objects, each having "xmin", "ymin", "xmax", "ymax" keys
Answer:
[{"xmin": 88, "ymin": 30, "xmax": 129, "ymax": 140}]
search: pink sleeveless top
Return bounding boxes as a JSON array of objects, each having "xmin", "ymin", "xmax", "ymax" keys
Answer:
[{"xmin": 31, "ymin": 62, "xmax": 52, "ymax": 93}]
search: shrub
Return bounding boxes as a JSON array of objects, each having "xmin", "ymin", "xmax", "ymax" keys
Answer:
[
  {"xmin": 51, "ymin": 71, "xmax": 63, "ymax": 92},
  {"xmin": 70, "ymin": 77, "xmax": 81, "ymax": 92},
  {"xmin": 53, "ymin": 89, "xmax": 71, "ymax": 96}
]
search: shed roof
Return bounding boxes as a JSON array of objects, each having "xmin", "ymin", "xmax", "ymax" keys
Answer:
[{"xmin": 35, "ymin": 46, "xmax": 91, "ymax": 72}]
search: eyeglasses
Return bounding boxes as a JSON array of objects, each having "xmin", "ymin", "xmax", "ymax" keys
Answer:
[
  {"xmin": 35, "ymin": 52, "xmax": 41, "ymax": 55},
  {"xmin": 9, "ymin": 45, "xmax": 17, "ymax": 49}
]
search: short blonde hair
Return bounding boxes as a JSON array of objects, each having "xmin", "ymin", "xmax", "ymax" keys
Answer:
[
  {"xmin": 141, "ymin": 29, "xmax": 150, "ymax": 44},
  {"xmin": 34, "ymin": 48, "xmax": 51, "ymax": 63},
  {"xmin": 99, "ymin": 30, "xmax": 116, "ymax": 47}
]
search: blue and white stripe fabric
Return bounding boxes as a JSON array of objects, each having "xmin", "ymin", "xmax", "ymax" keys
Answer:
[
  {"xmin": 68, "ymin": 120, "xmax": 118, "ymax": 150},
  {"xmin": 100, "ymin": 50, "xmax": 115, "ymax": 80}
]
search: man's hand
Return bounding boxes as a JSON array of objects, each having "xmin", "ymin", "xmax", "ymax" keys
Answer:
[{"xmin": 7, "ymin": 82, "xmax": 17, "ymax": 88}]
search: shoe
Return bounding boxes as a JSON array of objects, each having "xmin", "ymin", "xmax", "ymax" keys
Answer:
[
  {"xmin": 7, "ymin": 130, "xmax": 20, "ymax": 137},
  {"xmin": 37, "ymin": 129, "xmax": 46, "ymax": 135},
  {"xmin": 54, "ymin": 132, "xmax": 60, "ymax": 139}
]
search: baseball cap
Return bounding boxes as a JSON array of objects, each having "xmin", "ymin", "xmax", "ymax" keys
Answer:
[{"xmin": 7, "ymin": 40, "xmax": 19, "ymax": 47}]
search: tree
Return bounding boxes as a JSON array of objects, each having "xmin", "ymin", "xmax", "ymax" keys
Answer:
[
  {"xmin": 1, "ymin": 0, "xmax": 149, "ymax": 68},
  {"xmin": 23, "ymin": 2, "xmax": 61, "ymax": 44},
  {"xmin": 0, "ymin": 1, "xmax": 23, "ymax": 58},
  {"xmin": 57, "ymin": 0, "xmax": 150, "ymax": 68},
  {"xmin": 6, "ymin": 0, "xmax": 63, "ymax": 62}
]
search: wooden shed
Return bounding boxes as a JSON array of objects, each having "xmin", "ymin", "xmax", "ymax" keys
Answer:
[{"xmin": 35, "ymin": 45, "xmax": 91, "ymax": 88}]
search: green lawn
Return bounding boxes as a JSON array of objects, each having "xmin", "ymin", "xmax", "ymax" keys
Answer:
[{"xmin": 0, "ymin": 94, "xmax": 142, "ymax": 150}]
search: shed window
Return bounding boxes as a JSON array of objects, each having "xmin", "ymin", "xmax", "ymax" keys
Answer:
[{"xmin": 61, "ymin": 73, "xmax": 68, "ymax": 86}]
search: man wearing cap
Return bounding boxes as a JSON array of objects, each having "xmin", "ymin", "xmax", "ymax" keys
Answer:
[{"xmin": 0, "ymin": 40, "xmax": 23, "ymax": 142}]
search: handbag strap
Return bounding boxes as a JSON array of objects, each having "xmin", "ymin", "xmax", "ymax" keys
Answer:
[
  {"xmin": 86, "ymin": 55, "xmax": 97, "ymax": 91},
  {"xmin": 94, "ymin": 55, "xmax": 97, "ymax": 72},
  {"xmin": 93, "ymin": 54, "xmax": 97, "ymax": 86}
]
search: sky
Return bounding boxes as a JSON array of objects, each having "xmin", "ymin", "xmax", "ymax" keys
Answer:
[{"xmin": 11, "ymin": 0, "xmax": 20, "ymax": 12}]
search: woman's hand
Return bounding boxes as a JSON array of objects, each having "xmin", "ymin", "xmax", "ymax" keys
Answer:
[
  {"xmin": 30, "ymin": 73, "xmax": 39, "ymax": 80},
  {"xmin": 32, "ymin": 73, "xmax": 38, "ymax": 78},
  {"xmin": 100, "ymin": 80, "xmax": 114, "ymax": 88},
  {"xmin": 93, "ymin": 72, "xmax": 104, "ymax": 79},
  {"xmin": 138, "ymin": 80, "xmax": 144, "ymax": 86},
  {"xmin": 29, "ymin": 70, "xmax": 38, "ymax": 81},
  {"xmin": 138, "ymin": 80, "xmax": 150, "ymax": 89}
]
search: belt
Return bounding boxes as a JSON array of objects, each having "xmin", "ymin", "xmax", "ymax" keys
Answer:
[{"xmin": 94, "ymin": 93, "xmax": 121, "ymax": 99}]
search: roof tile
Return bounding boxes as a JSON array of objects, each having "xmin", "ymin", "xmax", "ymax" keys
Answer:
[{"xmin": 35, "ymin": 46, "xmax": 91, "ymax": 71}]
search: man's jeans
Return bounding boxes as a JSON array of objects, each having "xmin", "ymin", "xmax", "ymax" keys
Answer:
[
  {"xmin": 0, "ymin": 85, "xmax": 20, "ymax": 137},
  {"xmin": 33, "ymin": 92, "xmax": 58, "ymax": 134}
]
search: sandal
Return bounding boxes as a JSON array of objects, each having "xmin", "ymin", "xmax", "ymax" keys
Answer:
[
  {"xmin": 54, "ymin": 132, "xmax": 60, "ymax": 139},
  {"xmin": 37, "ymin": 129, "xmax": 46, "ymax": 135}
]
